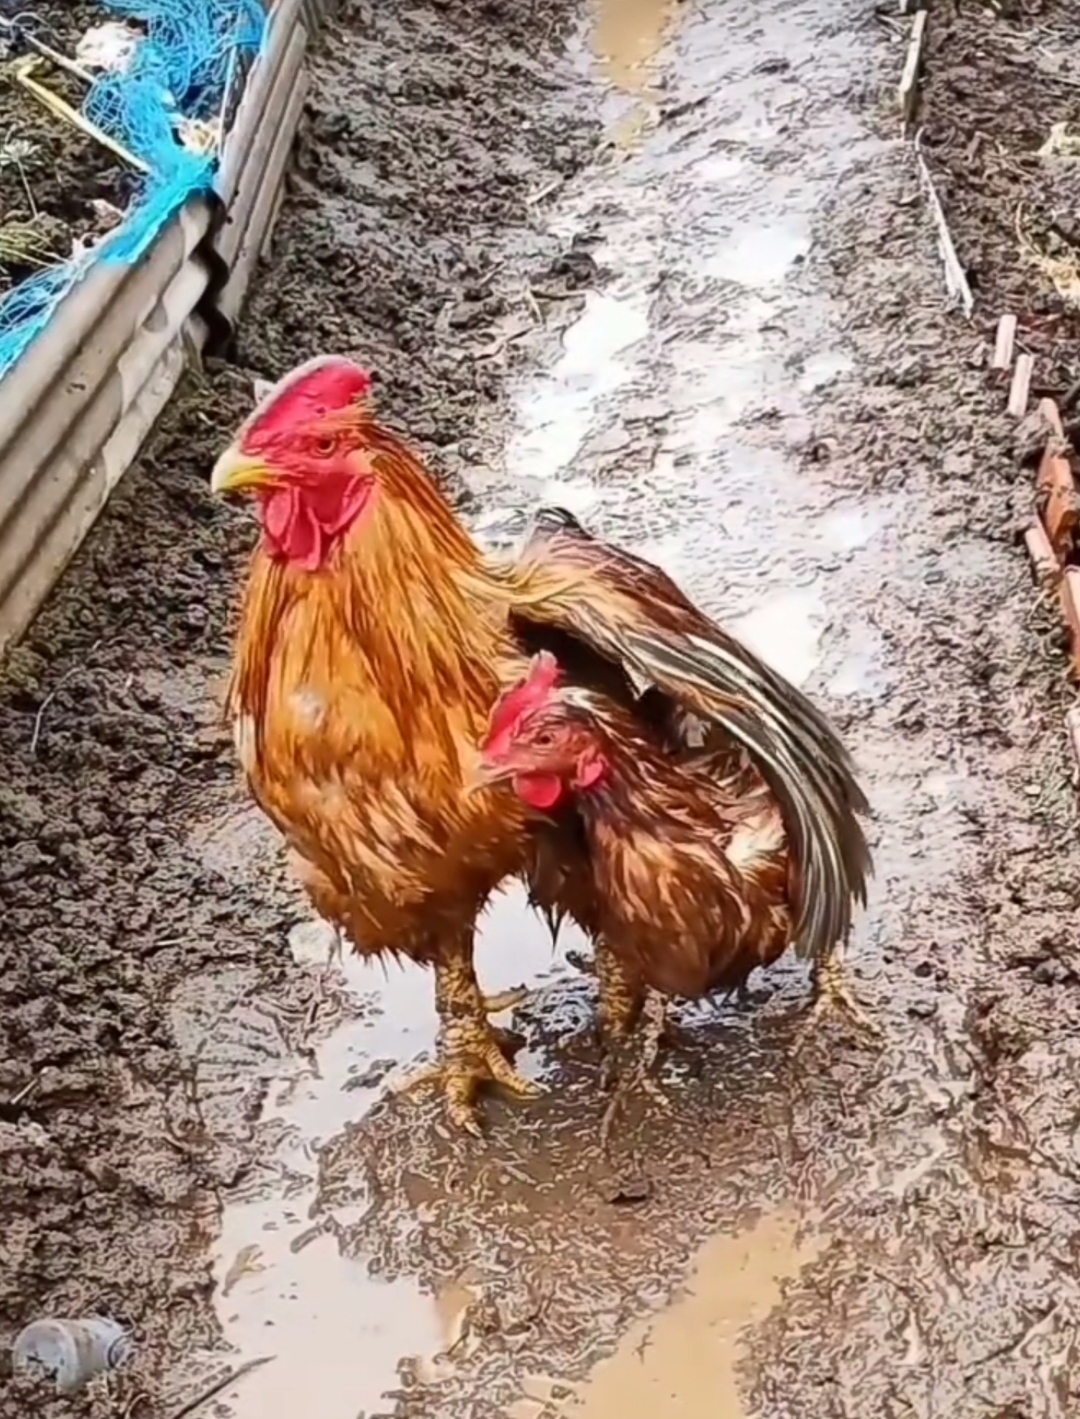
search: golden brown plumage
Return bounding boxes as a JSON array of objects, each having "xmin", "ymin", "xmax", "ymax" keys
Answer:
[
  {"xmin": 478, "ymin": 663, "xmax": 793, "ymax": 1000},
  {"xmin": 211, "ymin": 355, "xmax": 872, "ymax": 1131}
]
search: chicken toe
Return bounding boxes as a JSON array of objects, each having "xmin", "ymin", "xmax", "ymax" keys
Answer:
[
  {"xmin": 808, "ymin": 943, "xmax": 881, "ymax": 1040},
  {"xmin": 394, "ymin": 942, "xmax": 543, "ymax": 1133},
  {"xmin": 482, "ymin": 985, "xmax": 529, "ymax": 1015},
  {"xmin": 395, "ymin": 1016, "xmax": 544, "ymax": 1135},
  {"xmin": 598, "ymin": 992, "xmax": 670, "ymax": 1153}
]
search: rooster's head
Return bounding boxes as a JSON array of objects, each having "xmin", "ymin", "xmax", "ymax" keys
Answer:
[
  {"xmin": 210, "ymin": 356, "xmax": 386, "ymax": 571},
  {"xmin": 476, "ymin": 653, "xmax": 608, "ymax": 810}
]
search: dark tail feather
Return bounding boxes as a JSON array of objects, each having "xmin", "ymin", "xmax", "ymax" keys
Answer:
[{"xmin": 622, "ymin": 627, "xmax": 872, "ymax": 962}]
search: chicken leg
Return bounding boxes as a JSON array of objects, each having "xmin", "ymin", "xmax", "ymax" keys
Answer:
[
  {"xmin": 395, "ymin": 933, "xmax": 544, "ymax": 1135},
  {"xmin": 591, "ymin": 943, "xmax": 674, "ymax": 1151},
  {"xmin": 807, "ymin": 940, "xmax": 881, "ymax": 1039}
]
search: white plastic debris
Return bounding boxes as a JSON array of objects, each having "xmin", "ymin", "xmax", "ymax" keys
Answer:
[
  {"xmin": 176, "ymin": 115, "xmax": 222, "ymax": 156},
  {"xmin": 89, "ymin": 198, "xmax": 124, "ymax": 231},
  {"xmin": 75, "ymin": 21, "xmax": 142, "ymax": 75},
  {"xmin": 12, "ymin": 1318, "xmax": 132, "ymax": 1393},
  {"xmin": 1039, "ymin": 122, "xmax": 1080, "ymax": 159}
]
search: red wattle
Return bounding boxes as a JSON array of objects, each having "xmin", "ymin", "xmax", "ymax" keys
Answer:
[{"xmin": 513, "ymin": 772, "xmax": 564, "ymax": 810}]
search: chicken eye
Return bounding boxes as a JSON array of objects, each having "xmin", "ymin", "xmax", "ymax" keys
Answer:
[
  {"xmin": 532, "ymin": 731, "xmax": 554, "ymax": 748},
  {"xmin": 314, "ymin": 436, "xmax": 336, "ymax": 456}
]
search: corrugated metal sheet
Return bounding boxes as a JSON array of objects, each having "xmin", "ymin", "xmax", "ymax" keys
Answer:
[{"xmin": 0, "ymin": 0, "xmax": 328, "ymax": 660}]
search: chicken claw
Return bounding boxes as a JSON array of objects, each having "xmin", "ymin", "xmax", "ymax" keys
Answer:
[
  {"xmin": 394, "ymin": 947, "xmax": 543, "ymax": 1134},
  {"xmin": 808, "ymin": 942, "xmax": 881, "ymax": 1040},
  {"xmin": 598, "ymin": 992, "xmax": 670, "ymax": 1154},
  {"xmin": 481, "ymin": 985, "xmax": 529, "ymax": 1015},
  {"xmin": 394, "ymin": 1020, "xmax": 544, "ymax": 1135}
]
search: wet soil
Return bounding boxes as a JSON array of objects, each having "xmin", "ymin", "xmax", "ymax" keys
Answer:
[
  {"xmin": 0, "ymin": 2, "xmax": 135, "ymax": 303},
  {"xmin": 918, "ymin": 0, "xmax": 1080, "ymax": 388},
  {"xmin": 3, "ymin": 0, "xmax": 1080, "ymax": 1415},
  {"xmin": 0, "ymin": 0, "xmax": 595, "ymax": 1413}
]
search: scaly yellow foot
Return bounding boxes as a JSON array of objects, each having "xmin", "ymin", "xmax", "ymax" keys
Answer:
[
  {"xmin": 598, "ymin": 990, "xmax": 671, "ymax": 1154},
  {"xmin": 394, "ymin": 944, "xmax": 543, "ymax": 1135},
  {"xmin": 394, "ymin": 1016, "xmax": 543, "ymax": 1136},
  {"xmin": 808, "ymin": 942, "xmax": 881, "ymax": 1040}
]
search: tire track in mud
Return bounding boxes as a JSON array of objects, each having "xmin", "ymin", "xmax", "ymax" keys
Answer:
[{"xmin": 0, "ymin": 1, "xmax": 597, "ymax": 1413}]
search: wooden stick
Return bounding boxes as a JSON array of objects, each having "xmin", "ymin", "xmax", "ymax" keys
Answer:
[
  {"xmin": 1008, "ymin": 352, "xmax": 1034, "ymax": 418},
  {"xmin": 0, "ymin": 18, "xmax": 95, "ymax": 85},
  {"xmin": 992, "ymin": 313, "xmax": 1017, "ymax": 370},
  {"xmin": 166, "ymin": 1356, "xmax": 274, "ymax": 1419},
  {"xmin": 1061, "ymin": 568, "xmax": 1080, "ymax": 680},
  {"xmin": 1039, "ymin": 396, "xmax": 1065, "ymax": 440},
  {"xmin": 899, "ymin": 12, "xmax": 928, "ymax": 125},
  {"xmin": 1024, "ymin": 522, "xmax": 1060, "ymax": 585},
  {"xmin": 913, "ymin": 131, "xmax": 975, "ymax": 317}
]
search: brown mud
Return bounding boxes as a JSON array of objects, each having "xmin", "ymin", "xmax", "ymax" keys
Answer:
[{"xmin": 1, "ymin": 0, "xmax": 1080, "ymax": 1415}]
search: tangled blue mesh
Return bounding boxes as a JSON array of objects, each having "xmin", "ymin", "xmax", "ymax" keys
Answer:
[{"xmin": 0, "ymin": 0, "xmax": 266, "ymax": 379}]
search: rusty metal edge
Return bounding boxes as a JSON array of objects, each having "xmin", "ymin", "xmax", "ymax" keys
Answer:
[{"xmin": 0, "ymin": 0, "xmax": 321, "ymax": 662}]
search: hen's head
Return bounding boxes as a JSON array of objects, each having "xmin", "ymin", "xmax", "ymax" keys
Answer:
[
  {"xmin": 478, "ymin": 652, "xmax": 608, "ymax": 810},
  {"xmin": 210, "ymin": 356, "xmax": 379, "ymax": 571}
]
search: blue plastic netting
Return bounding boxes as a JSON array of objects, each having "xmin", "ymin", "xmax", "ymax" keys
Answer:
[{"xmin": 0, "ymin": 0, "xmax": 266, "ymax": 377}]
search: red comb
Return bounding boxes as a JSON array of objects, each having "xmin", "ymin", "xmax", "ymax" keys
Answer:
[
  {"xmin": 243, "ymin": 356, "xmax": 373, "ymax": 445},
  {"xmin": 482, "ymin": 652, "xmax": 561, "ymax": 756}
]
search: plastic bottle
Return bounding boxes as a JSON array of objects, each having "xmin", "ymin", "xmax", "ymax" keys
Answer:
[{"xmin": 11, "ymin": 1317, "xmax": 132, "ymax": 1392}]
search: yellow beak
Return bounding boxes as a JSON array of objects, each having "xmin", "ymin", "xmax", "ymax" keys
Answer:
[{"xmin": 210, "ymin": 443, "xmax": 273, "ymax": 495}]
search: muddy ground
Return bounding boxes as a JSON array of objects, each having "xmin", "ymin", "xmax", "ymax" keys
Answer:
[{"xmin": 3, "ymin": 0, "xmax": 1080, "ymax": 1415}]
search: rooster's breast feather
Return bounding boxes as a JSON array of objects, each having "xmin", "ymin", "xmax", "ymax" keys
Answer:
[{"xmin": 504, "ymin": 505, "xmax": 873, "ymax": 962}]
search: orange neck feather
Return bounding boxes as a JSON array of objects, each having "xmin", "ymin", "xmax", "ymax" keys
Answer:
[{"xmin": 228, "ymin": 422, "xmax": 507, "ymax": 746}]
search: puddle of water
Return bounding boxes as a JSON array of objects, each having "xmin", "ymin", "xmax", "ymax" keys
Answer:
[
  {"xmin": 507, "ymin": 291, "xmax": 649, "ymax": 486},
  {"xmin": 565, "ymin": 1211, "xmax": 822, "ymax": 1418},
  {"xmin": 708, "ymin": 222, "xmax": 810, "ymax": 288},
  {"xmin": 730, "ymin": 588, "xmax": 828, "ymax": 690},
  {"xmin": 209, "ymin": 884, "xmax": 589, "ymax": 1416},
  {"xmin": 592, "ymin": 0, "xmax": 676, "ymax": 92}
]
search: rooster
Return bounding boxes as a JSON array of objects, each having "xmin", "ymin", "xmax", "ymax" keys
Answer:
[
  {"xmin": 475, "ymin": 649, "xmax": 869, "ymax": 1089},
  {"xmin": 210, "ymin": 354, "xmax": 871, "ymax": 1132}
]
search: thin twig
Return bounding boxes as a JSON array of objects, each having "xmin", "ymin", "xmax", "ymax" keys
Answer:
[
  {"xmin": 525, "ymin": 177, "xmax": 562, "ymax": 206},
  {"xmin": 30, "ymin": 670, "xmax": 77, "ymax": 754},
  {"xmin": 12, "ymin": 58, "xmax": 149, "ymax": 174},
  {"xmin": 166, "ymin": 1356, "xmax": 274, "ymax": 1419},
  {"xmin": 0, "ymin": 17, "xmax": 95, "ymax": 84},
  {"xmin": 524, "ymin": 283, "xmax": 544, "ymax": 326},
  {"xmin": 8, "ymin": 1075, "xmax": 39, "ymax": 1107},
  {"xmin": 30, "ymin": 638, "xmax": 101, "ymax": 754},
  {"xmin": 913, "ymin": 129, "xmax": 974, "ymax": 317}
]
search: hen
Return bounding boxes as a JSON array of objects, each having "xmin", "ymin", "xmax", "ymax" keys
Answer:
[
  {"xmin": 477, "ymin": 647, "xmax": 868, "ymax": 1092},
  {"xmin": 210, "ymin": 354, "xmax": 871, "ymax": 1132}
]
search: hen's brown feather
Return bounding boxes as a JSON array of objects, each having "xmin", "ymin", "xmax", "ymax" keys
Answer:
[
  {"xmin": 492, "ymin": 506, "xmax": 871, "ymax": 965},
  {"xmin": 541, "ymin": 698, "xmax": 792, "ymax": 997}
]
